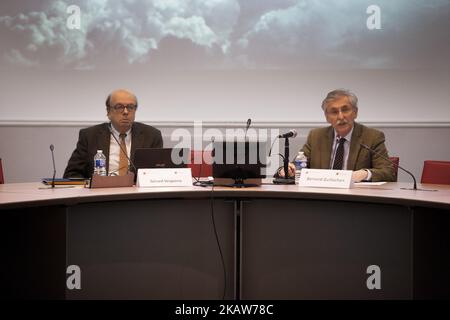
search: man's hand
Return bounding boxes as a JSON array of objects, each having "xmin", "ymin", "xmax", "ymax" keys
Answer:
[
  {"xmin": 352, "ymin": 169, "xmax": 368, "ymax": 182},
  {"xmin": 278, "ymin": 163, "xmax": 296, "ymax": 178}
]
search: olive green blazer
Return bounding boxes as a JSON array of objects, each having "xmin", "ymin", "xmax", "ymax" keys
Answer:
[{"xmin": 302, "ymin": 122, "xmax": 395, "ymax": 182}]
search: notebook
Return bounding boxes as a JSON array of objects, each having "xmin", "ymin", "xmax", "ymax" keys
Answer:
[{"xmin": 41, "ymin": 178, "xmax": 87, "ymax": 185}]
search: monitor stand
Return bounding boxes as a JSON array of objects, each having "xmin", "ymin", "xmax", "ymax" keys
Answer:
[
  {"xmin": 272, "ymin": 177, "xmax": 295, "ymax": 185},
  {"xmin": 214, "ymin": 178, "xmax": 261, "ymax": 188}
]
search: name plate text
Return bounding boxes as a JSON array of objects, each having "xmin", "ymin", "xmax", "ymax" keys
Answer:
[
  {"xmin": 137, "ymin": 168, "xmax": 193, "ymax": 187},
  {"xmin": 298, "ymin": 169, "xmax": 353, "ymax": 189}
]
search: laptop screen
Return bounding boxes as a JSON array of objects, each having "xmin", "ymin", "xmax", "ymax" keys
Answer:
[{"xmin": 133, "ymin": 148, "xmax": 188, "ymax": 170}]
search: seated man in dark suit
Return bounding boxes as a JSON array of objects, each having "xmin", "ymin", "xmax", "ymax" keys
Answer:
[
  {"xmin": 64, "ymin": 89, "xmax": 163, "ymax": 178},
  {"xmin": 278, "ymin": 89, "xmax": 395, "ymax": 182}
]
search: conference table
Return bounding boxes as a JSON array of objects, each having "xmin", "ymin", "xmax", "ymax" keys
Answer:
[{"xmin": 1, "ymin": 181, "xmax": 449, "ymax": 300}]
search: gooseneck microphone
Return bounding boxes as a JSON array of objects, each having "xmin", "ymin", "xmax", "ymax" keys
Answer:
[
  {"xmin": 108, "ymin": 124, "xmax": 137, "ymax": 174},
  {"xmin": 49, "ymin": 144, "xmax": 56, "ymax": 188},
  {"xmin": 360, "ymin": 143, "xmax": 436, "ymax": 191},
  {"xmin": 244, "ymin": 118, "xmax": 251, "ymax": 140}
]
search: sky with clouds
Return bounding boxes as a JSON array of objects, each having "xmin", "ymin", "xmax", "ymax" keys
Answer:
[{"xmin": 1, "ymin": 0, "xmax": 449, "ymax": 70}]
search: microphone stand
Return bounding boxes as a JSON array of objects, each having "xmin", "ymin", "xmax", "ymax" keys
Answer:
[
  {"xmin": 273, "ymin": 137, "xmax": 295, "ymax": 185},
  {"xmin": 283, "ymin": 137, "xmax": 290, "ymax": 182}
]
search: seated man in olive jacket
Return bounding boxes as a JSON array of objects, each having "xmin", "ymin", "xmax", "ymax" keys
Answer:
[
  {"xmin": 278, "ymin": 89, "xmax": 395, "ymax": 182},
  {"xmin": 64, "ymin": 89, "xmax": 163, "ymax": 178}
]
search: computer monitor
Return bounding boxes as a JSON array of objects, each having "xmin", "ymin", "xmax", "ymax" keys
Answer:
[
  {"xmin": 212, "ymin": 140, "xmax": 266, "ymax": 187},
  {"xmin": 133, "ymin": 148, "xmax": 188, "ymax": 171}
]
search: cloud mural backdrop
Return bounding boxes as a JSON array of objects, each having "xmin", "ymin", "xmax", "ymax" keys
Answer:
[
  {"xmin": 1, "ymin": 0, "xmax": 449, "ymax": 69},
  {"xmin": 0, "ymin": 0, "xmax": 241, "ymax": 69},
  {"xmin": 0, "ymin": 0, "xmax": 449, "ymax": 122}
]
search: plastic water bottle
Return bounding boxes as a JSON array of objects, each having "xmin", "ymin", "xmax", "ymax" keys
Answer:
[
  {"xmin": 294, "ymin": 151, "xmax": 308, "ymax": 185},
  {"xmin": 94, "ymin": 150, "xmax": 107, "ymax": 176}
]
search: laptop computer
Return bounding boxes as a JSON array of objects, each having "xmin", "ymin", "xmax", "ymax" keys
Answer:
[{"xmin": 133, "ymin": 148, "xmax": 188, "ymax": 171}]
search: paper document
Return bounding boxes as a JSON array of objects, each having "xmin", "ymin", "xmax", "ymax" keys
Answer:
[{"xmin": 354, "ymin": 182, "xmax": 387, "ymax": 186}]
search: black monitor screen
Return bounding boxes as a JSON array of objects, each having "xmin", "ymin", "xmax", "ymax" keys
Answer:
[{"xmin": 212, "ymin": 140, "xmax": 266, "ymax": 184}]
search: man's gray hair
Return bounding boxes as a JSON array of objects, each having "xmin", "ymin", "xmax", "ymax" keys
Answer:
[{"xmin": 321, "ymin": 89, "xmax": 358, "ymax": 111}]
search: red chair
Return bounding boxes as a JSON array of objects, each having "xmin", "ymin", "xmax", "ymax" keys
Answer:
[
  {"xmin": 0, "ymin": 158, "xmax": 4, "ymax": 184},
  {"xmin": 187, "ymin": 150, "xmax": 213, "ymax": 178},
  {"xmin": 389, "ymin": 157, "xmax": 399, "ymax": 182},
  {"xmin": 420, "ymin": 160, "xmax": 450, "ymax": 185}
]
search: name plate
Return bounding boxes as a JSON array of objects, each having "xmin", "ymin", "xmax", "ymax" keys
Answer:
[
  {"xmin": 137, "ymin": 168, "xmax": 193, "ymax": 187},
  {"xmin": 298, "ymin": 169, "xmax": 353, "ymax": 189}
]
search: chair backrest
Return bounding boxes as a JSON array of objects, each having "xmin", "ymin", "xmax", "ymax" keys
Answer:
[
  {"xmin": 389, "ymin": 157, "xmax": 399, "ymax": 182},
  {"xmin": 0, "ymin": 158, "xmax": 4, "ymax": 184},
  {"xmin": 187, "ymin": 150, "xmax": 213, "ymax": 178},
  {"xmin": 421, "ymin": 160, "xmax": 450, "ymax": 185}
]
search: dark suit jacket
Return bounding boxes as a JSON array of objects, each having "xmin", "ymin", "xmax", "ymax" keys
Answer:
[
  {"xmin": 302, "ymin": 122, "xmax": 395, "ymax": 182},
  {"xmin": 63, "ymin": 122, "xmax": 163, "ymax": 178}
]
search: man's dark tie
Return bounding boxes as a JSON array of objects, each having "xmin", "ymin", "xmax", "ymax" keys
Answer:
[{"xmin": 332, "ymin": 137, "xmax": 346, "ymax": 170}]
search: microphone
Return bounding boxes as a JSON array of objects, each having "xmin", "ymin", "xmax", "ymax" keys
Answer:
[
  {"xmin": 244, "ymin": 118, "xmax": 251, "ymax": 140},
  {"xmin": 49, "ymin": 144, "xmax": 56, "ymax": 188},
  {"xmin": 108, "ymin": 124, "xmax": 137, "ymax": 175},
  {"xmin": 360, "ymin": 143, "xmax": 436, "ymax": 191},
  {"xmin": 278, "ymin": 130, "xmax": 298, "ymax": 139}
]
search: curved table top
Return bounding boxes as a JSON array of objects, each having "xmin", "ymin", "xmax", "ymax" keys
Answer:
[{"xmin": 1, "ymin": 180, "xmax": 449, "ymax": 210}]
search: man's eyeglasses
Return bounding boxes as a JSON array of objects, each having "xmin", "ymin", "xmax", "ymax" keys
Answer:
[
  {"xmin": 111, "ymin": 104, "xmax": 137, "ymax": 112},
  {"xmin": 326, "ymin": 106, "xmax": 354, "ymax": 117}
]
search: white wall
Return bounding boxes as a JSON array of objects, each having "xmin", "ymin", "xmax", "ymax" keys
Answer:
[{"xmin": 1, "ymin": 70, "xmax": 449, "ymax": 123}]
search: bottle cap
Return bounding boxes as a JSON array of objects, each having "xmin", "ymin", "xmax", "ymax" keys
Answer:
[{"xmin": 97, "ymin": 150, "xmax": 103, "ymax": 153}]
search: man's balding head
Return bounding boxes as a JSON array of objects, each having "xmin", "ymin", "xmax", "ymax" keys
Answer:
[
  {"xmin": 106, "ymin": 89, "xmax": 138, "ymax": 133},
  {"xmin": 106, "ymin": 89, "xmax": 138, "ymax": 110}
]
